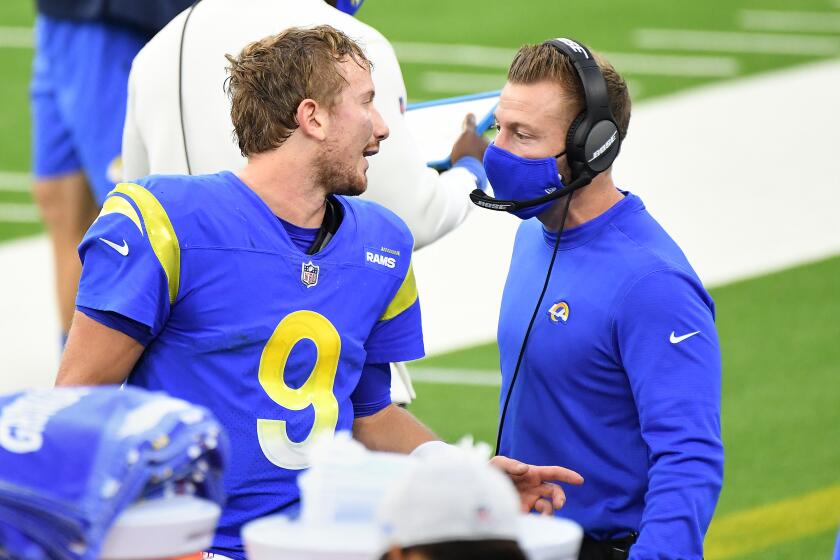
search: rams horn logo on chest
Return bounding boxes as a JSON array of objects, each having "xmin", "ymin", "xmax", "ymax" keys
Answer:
[{"xmin": 548, "ymin": 301, "xmax": 570, "ymax": 323}]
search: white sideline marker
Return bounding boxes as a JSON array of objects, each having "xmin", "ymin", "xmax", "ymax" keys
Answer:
[
  {"xmin": 410, "ymin": 367, "xmax": 501, "ymax": 387},
  {"xmin": 0, "ymin": 26, "xmax": 33, "ymax": 49},
  {"xmin": 635, "ymin": 29, "xmax": 840, "ymax": 56},
  {"xmin": 740, "ymin": 10, "xmax": 840, "ymax": 33},
  {"xmin": 0, "ymin": 171, "xmax": 32, "ymax": 193},
  {"xmin": 0, "ymin": 203, "xmax": 40, "ymax": 224},
  {"xmin": 394, "ymin": 41, "xmax": 740, "ymax": 78}
]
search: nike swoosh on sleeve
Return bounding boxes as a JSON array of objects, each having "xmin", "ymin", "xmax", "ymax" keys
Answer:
[
  {"xmin": 99, "ymin": 237, "xmax": 130, "ymax": 256},
  {"xmin": 669, "ymin": 330, "xmax": 700, "ymax": 344}
]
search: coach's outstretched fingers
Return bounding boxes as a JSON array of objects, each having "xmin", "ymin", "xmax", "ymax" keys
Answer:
[{"xmin": 489, "ymin": 455, "xmax": 584, "ymax": 513}]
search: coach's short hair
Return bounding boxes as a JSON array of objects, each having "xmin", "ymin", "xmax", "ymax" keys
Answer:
[
  {"xmin": 507, "ymin": 43, "xmax": 631, "ymax": 141},
  {"xmin": 225, "ymin": 25, "xmax": 371, "ymax": 157}
]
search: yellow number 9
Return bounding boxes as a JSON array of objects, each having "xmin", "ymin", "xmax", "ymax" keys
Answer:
[{"xmin": 256, "ymin": 310, "xmax": 340, "ymax": 470}]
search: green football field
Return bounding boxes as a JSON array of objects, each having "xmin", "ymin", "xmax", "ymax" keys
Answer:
[{"xmin": 1, "ymin": 0, "xmax": 839, "ymax": 558}]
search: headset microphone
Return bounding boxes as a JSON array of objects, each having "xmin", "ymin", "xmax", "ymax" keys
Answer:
[{"xmin": 469, "ymin": 172, "xmax": 593, "ymax": 213}]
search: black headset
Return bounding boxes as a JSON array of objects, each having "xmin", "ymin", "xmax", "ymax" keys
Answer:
[
  {"xmin": 470, "ymin": 37, "xmax": 621, "ymax": 213},
  {"xmin": 489, "ymin": 38, "xmax": 623, "ymax": 455}
]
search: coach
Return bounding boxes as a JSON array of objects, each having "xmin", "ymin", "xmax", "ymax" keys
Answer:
[{"xmin": 477, "ymin": 39, "xmax": 724, "ymax": 559}]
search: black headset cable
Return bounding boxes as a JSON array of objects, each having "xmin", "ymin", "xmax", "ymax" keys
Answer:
[
  {"xmin": 495, "ymin": 192, "xmax": 573, "ymax": 456},
  {"xmin": 178, "ymin": 0, "xmax": 202, "ymax": 175}
]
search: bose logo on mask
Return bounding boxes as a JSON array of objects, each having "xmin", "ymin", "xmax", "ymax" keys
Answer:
[
  {"xmin": 588, "ymin": 130, "xmax": 618, "ymax": 163},
  {"xmin": 556, "ymin": 38, "xmax": 589, "ymax": 58}
]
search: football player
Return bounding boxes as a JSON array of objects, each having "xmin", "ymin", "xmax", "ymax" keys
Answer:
[{"xmin": 57, "ymin": 27, "xmax": 581, "ymax": 559}]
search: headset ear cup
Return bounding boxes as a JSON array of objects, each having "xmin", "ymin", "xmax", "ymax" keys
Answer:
[{"xmin": 565, "ymin": 111, "xmax": 587, "ymax": 179}]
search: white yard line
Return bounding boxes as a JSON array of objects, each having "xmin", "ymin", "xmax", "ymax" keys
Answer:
[
  {"xmin": 395, "ymin": 41, "xmax": 740, "ymax": 77},
  {"xmin": 0, "ymin": 26, "xmax": 33, "ymax": 49},
  {"xmin": 635, "ymin": 28, "xmax": 840, "ymax": 56},
  {"xmin": 420, "ymin": 71, "xmax": 506, "ymax": 94},
  {"xmin": 0, "ymin": 235, "xmax": 58, "ymax": 393},
  {"xmin": 0, "ymin": 171, "xmax": 32, "ymax": 192},
  {"xmin": 0, "ymin": 203, "xmax": 40, "ymax": 223},
  {"xmin": 605, "ymin": 52, "xmax": 739, "ymax": 77},
  {"xmin": 393, "ymin": 41, "xmax": 514, "ymax": 68},
  {"xmin": 410, "ymin": 368, "xmax": 500, "ymax": 387},
  {"xmin": 740, "ymin": 10, "xmax": 840, "ymax": 33},
  {"xmin": 1, "ymin": 29, "xmax": 740, "ymax": 77}
]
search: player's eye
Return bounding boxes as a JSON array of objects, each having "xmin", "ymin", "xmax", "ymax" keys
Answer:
[{"xmin": 493, "ymin": 122, "xmax": 501, "ymax": 132}]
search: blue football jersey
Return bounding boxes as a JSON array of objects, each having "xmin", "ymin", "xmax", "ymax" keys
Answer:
[{"xmin": 75, "ymin": 171, "xmax": 424, "ymax": 557}]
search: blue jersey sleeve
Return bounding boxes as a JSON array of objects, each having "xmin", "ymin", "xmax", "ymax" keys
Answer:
[
  {"xmin": 75, "ymin": 184, "xmax": 180, "ymax": 339},
  {"xmin": 613, "ymin": 269, "xmax": 724, "ymax": 560},
  {"xmin": 350, "ymin": 362, "xmax": 392, "ymax": 418},
  {"xmin": 76, "ymin": 305, "xmax": 155, "ymax": 346},
  {"xmin": 365, "ymin": 261, "xmax": 425, "ymax": 364}
]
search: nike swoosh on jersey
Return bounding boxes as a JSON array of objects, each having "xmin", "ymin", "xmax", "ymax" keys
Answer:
[
  {"xmin": 670, "ymin": 330, "xmax": 700, "ymax": 344},
  {"xmin": 99, "ymin": 237, "xmax": 129, "ymax": 256}
]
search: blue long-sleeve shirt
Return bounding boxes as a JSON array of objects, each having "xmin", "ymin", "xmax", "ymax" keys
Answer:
[{"xmin": 498, "ymin": 192, "xmax": 723, "ymax": 559}]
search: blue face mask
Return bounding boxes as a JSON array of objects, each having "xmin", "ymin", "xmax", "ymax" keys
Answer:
[{"xmin": 482, "ymin": 142, "xmax": 567, "ymax": 220}]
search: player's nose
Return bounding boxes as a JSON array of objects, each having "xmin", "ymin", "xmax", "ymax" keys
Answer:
[{"xmin": 371, "ymin": 105, "xmax": 389, "ymax": 142}]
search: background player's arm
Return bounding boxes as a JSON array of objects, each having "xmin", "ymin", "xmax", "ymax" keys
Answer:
[
  {"xmin": 56, "ymin": 311, "xmax": 144, "ymax": 386},
  {"xmin": 365, "ymin": 38, "xmax": 486, "ymax": 249}
]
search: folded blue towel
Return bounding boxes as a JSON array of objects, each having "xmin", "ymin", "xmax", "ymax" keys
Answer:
[{"xmin": 0, "ymin": 386, "xmax": 228, "ymax": 560}]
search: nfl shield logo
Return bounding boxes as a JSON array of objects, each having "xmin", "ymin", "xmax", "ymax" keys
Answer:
[{"xmin": 301, "ymin": 261, "xmax": 319, "ymax": 288}]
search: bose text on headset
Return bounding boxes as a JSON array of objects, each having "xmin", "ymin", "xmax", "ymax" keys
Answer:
[{"xmin": 469, "ymin": 37, "xmax": 623, "ymax": 454}]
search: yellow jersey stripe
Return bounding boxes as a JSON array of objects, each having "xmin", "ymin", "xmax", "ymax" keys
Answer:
[
  {"xmin": 380, "ymin": 262, "xmax": 418, "ymax": 321},
  {"xmin": 98, "ymin": 194, "xmax": 143, "ymax": 235},
  {"xmin": 113, "ymin": 183, "xmax": 181, "ymax": 304}
]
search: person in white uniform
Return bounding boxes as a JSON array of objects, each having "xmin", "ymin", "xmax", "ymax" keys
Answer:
[
  {"xmin": 122, "ymin": 0, "xmax": 487, "ymax": 248},
  {"xmin": 121, "ymin": 0, "xmax": 488, "ymax": 404}
]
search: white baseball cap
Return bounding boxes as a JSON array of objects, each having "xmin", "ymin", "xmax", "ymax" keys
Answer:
[{"xmin": 377, "ymin": 457, "xmax": 520, "ymax": 548}]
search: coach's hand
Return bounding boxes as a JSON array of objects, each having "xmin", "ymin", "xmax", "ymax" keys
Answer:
[
  {"xmin": 490, "ymin": 455, "xmax": 584, "ymax": 515},
  {"xmin": 450, "ymin": 113, "xmax": 489, "ymax": 164}
]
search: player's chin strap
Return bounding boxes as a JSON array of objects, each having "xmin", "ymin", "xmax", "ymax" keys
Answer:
[
  {"xmin": 469, "ymin": 171, "xmax": 592, "ymax": 212},
  {"xmin": 307, "ymin": 196, "xmax": 342, "ymax": 255}
]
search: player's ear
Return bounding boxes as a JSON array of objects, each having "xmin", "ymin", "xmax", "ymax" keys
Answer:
[{"xmin": 296, "ymin": 98, "xmax": 328, "ymax": 141}]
